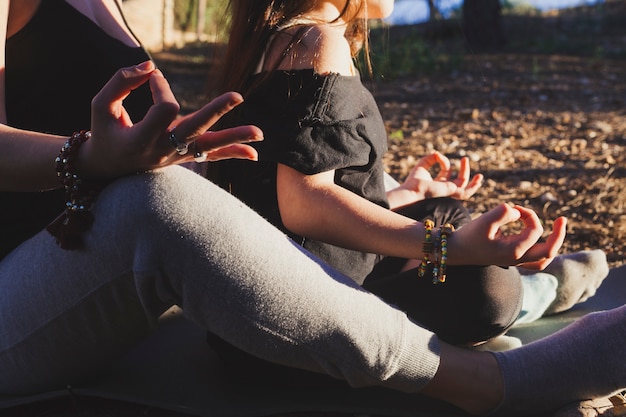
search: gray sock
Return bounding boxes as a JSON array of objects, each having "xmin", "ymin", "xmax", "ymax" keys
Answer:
[
  {"xmin": 490, "ymin": 304, "xmax": 626, "ymax": 417},
  {"xmin": 543, "ymin": 250, "xmax": 609, "ymax": 315}
]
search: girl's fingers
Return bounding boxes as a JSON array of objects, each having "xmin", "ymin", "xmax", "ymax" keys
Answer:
[
  {"xmin": 454, "ymin": 157, "xmax": 472, "ymax": 187},
  {"xmin": 517, "ymin": 216, "xmax": 567, "ymax": 268},
  {"xmin": 417, "ymin": 151, "xmax": 450, "ymax": 172},
  {"xmin": 464, "ymin": 173, "xmax": 484, "ymax": 195},
  {"xmin": 509, "ymin": 205, "xmax": 545, "ymax": 246},
  {"xmin": 480, "ymin": 204, "xmax": 522, "ymax": 240}
]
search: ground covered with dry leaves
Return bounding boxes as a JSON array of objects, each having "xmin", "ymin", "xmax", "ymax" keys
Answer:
[
  {"xmin": 374, "ymin": 6, "xmax": 626, "ymax": 267},
  {"xmin": 383, "ymin": 59, "xmax": 626, "ymax": 266}
]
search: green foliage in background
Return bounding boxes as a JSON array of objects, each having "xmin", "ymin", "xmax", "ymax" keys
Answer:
[
  {"xmin": 174, "ymin": 0, "xmax": 229, "ymax": 35},
  {"xmin": 356, "ymin": 24, "xmax": 463, "ymax": 80},
  {"xmin": 501, "ymin": 0, "xmax": 541, "ymax": 15}
]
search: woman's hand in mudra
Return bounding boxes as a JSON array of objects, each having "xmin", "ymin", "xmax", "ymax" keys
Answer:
[{"xmin": 80, "ymin": 61, "xmax": 263, "ymax": 179}]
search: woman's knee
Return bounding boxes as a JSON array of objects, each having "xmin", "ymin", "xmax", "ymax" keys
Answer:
[{"xmin": 92, "ymin": 167, "xmax": 209, "ymax": 236}]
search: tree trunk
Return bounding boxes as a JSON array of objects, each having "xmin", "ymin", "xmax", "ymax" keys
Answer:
[
  {"xmin": 427, "ymin": 0, "xmax": 442, "ymax": 21},
  {"xmin": 197, "ymin": 0, "xmax": 207, "ymax": 40},
  {"xmin": 462, "ymin": 0, "xmax": 506, "ymax": 50},
  {"xmin": 163, "ymin": 0, "xmax": 175, "ymax": 49}
]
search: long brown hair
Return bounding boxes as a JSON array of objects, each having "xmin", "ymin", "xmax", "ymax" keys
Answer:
[{"xmin": 216, "ymin": 0, "xmax": 370, "ymax": 95}]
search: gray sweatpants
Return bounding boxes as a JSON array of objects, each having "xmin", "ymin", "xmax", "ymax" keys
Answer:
[{"xmin": 0, "ymin": 166, "xmax": 440, "ymax": 396}]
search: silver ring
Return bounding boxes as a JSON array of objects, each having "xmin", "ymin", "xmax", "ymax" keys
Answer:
[
  {"xmin": 191, "ymin": 141, "xmax": 207, "ymax": 163},
  {"xmin": 168, "ymin": 129, "xmax": 188, "ymax": 156}
]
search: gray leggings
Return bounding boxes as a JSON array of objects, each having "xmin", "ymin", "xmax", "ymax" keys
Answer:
[{"xmin": 0, "ymin": 166, "xmax": 440, "ymax": 396}]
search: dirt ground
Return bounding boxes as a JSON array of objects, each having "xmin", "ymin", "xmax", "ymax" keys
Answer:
[{"xmin": 374, "ymin": 8, "xmax": 626, "ymax": 269}]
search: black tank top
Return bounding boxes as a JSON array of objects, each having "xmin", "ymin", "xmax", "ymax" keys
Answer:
[{"xmin": 1, "ymin": 0, "xmax": 153, "ymax": 259}]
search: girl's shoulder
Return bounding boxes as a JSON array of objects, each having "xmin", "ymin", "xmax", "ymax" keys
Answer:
[{"xmin": 271, "ymin": 24, "xmax": 355, "ymax": 76}]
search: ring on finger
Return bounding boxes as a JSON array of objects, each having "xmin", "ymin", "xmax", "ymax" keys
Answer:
[
  {"xmin": 191, "ymin": 141, "xmax": 207, "ymax": 163},
  {"xmin": 168, "ymin": 129, "xmax": 189, "ymax": 156}
]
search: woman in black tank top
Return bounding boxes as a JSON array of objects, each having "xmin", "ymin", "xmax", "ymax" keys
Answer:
[{"xmin": 2, "ymin": 0, "xmax": 153, "ymax": 258}]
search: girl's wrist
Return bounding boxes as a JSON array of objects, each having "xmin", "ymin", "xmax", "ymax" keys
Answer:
[
  {"xmin": 445, "ymin": 228, "xmax": 462, "ymax": 265},
  {"xmin": 415, "ymin": 221, "xmax": 456, "ymax": 284},
  {"xmin": 388, "ymin": 185, "xmax": 425, "ymax": 210}
]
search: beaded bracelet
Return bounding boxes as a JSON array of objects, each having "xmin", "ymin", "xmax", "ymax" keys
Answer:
[
  {"xmin": 433, "ymin": 223, "xmax": 454, "ymax": 284},
  {"xmin": 46, "ymin": 130, "xmax": 107, "ymax": 250},
  {"xmin": 417, "ymin": 219, "xmax": 434, "ymax": 278},
  {"xmin": 416, "ymin": 220, "xmax": 455, "ymax": 284},
  {"xmin": 431, "ymin": 227, "xmax": 441, "ymax": 284}
]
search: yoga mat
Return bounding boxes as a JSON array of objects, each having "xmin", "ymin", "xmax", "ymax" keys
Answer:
[
  {"xmin": 509, "ymin": 264, "xmax": 626, "ymax": 344},
  {"xmin": 2, "ymin": 265, "xmax": 624, "ymax": 417}
]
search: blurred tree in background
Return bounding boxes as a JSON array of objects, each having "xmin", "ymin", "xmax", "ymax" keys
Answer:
[
  {"xmin": 174, "ymin": 0, "xmax": 228, "ymax": 36},
  {"xmin": 427, "ymin": 0, "xmax": 443, "ymax": 20},
  {"xmin": 462, "ymin": 0, "xmax": 506, "ymax": 49}
]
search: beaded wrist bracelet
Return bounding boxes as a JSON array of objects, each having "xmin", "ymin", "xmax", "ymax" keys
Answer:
[
  {"xmin": 417, "ymin": 219, "xmax": 434, "ymax": 278},
  {"xmin": 46, "ymin": 130, "xmax": 107, "ymax": 250},
  {"xmin": 417, "ymin": 220, "xmax": 455, "ymax": 284},
  {"xmin": 431, "ymin": 227, "xmax": 441, "ymax": 283},
  {"xmin": 433, "ymin": 223, "xmax": 454, "ymax": 284}
]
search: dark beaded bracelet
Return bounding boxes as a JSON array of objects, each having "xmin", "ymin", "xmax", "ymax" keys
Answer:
[{"xmin": 46, "ymin": 130, "xmax": 107, "ymax": 250}]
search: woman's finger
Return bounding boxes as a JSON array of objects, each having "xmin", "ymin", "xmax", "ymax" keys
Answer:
[
  {"xmin": 173, "ymin": 92, "xmax": 246, "ymax": 141},
  {"xmin": 203, "ymin": 144, "xmax": 259, "ymax": 162},
  {"xmin": 92, "ymin": 61, "xmax": 157, "ymax": 115},
  {"xmin": 194, "ymin": 125, "xmax": 263, "ymax": 152},
  {"xmin": 134, "ymin": 69, "xmax": 181, "ymax": 139}
]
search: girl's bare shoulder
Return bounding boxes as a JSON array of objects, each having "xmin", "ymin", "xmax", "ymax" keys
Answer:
[{"xmin": 272, "ymin": 24, "xmax": 354, "ymax": 76}]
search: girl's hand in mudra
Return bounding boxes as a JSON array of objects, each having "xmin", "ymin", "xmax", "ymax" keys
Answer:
[
  {"xmin": 400, "ymin": 151, "xmax": 483, "ymax": 201},
  {"xmin": 450, "ymin": 203, "xmax": 567, "ymax": 270}
]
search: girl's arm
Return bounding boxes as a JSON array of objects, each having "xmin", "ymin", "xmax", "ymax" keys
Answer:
[
  {"xmin": 276, "ymin": 163, "xmax": 566, "ymax": 268},
  {"xmin": 277, "ymin": 163, "xmax": 427, "ymax": 260}
]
